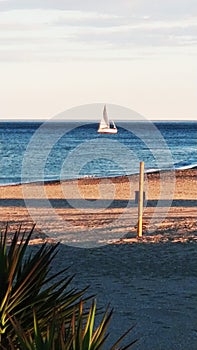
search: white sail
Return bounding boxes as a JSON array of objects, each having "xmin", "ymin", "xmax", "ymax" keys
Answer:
[
  {"xmin": 111, "ymin": 120, "xmax": 116, "ymax": 129},
  {"xmin": 98, "ymin": 105, "xmax": 117, "ymax": 134},
  {"xmin": 99, "ymin": 105, "xmax": 109, "ymax": 129}
]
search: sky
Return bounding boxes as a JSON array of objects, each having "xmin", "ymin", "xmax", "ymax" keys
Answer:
[{"xmin": 0, "ymin": 0, "xmax": 196, "ymax": 120}]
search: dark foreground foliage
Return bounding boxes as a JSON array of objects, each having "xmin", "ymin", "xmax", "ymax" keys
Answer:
[{"xmin": 0, "ymin": 225, "xmax": 137, "ymax": 350}]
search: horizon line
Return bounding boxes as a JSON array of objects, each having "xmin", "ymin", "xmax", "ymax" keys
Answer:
[{"xmin": 0, "ymin": 118, "xmax": 196, "ymax": 123}]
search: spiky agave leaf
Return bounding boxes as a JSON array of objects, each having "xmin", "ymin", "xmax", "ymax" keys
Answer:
[
  {"xmin": 0, "ymin": 225, "xmax": 34, "ymax": 339},
  {"xmin": 75, "ymin": 300, "xmax": 111, "ymax": 350},
  {"xmin": 8, "ymin": 300, "xmax": 137, "ymax": 350},
  {"xmin": 71, "ymin": 300, "xmax": 137, "ymax": 350}
]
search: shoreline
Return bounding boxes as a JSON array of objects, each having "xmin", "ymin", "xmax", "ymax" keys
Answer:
[{"xmin": 1, "ymin": 165, "xmax": 197, "ymax": 188}]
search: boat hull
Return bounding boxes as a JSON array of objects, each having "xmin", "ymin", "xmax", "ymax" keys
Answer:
[{"xmin": 97, "ymin": 128, "xmax": 118, "ymax": 134}]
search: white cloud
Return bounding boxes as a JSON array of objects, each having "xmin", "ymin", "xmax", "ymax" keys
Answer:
[
  {"xmin": 0, "ymin": 8, "xmax": 196, "ymax": 62},
  {"xmin": 0, "ymin": 0, "xmax": 196, "ymax": 17}
]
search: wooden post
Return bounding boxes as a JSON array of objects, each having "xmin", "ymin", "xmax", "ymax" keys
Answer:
[{"xmin": 137, "ymin": 161, "xmax": 144, "ymax": 237}]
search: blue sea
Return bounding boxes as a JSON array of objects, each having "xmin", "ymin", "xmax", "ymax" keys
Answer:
[{"xmin": 0, "ymin": 120, "xmax": 196, "ymax": 185}]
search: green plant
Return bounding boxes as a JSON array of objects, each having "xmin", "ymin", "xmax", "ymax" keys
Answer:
[
  {"xmin": 0, "ymin": 225, "xmax": 86, "ymax": 348},
  {"xmin": 8, "ymin": 300, "xmax": 137, "ymax": 350},
  {"xmin": 0, "ymin": 225, "xmax": 137, "ymax": 349}
]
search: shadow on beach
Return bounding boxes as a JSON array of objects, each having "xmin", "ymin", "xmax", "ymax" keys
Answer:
[{"xmin": 0, "ymin": 198, "xmax": 197, "ymax": 208}]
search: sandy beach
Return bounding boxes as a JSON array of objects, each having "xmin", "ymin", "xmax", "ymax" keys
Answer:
[
  {"xmin": 1, "ymin": 167, "xmax": 197, "ymax": 349},
  {"xmin": 0, "ymin": 167, "xmax": 196, "ymax": 244}
]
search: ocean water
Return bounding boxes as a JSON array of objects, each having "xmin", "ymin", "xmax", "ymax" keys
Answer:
[{"xmin": 0, "ymin": 120, "xmax": 196, "ymax": 185}]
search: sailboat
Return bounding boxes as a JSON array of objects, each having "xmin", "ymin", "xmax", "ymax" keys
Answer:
[{"xmin": 97, "ymin": 105, "xmax": 118, "ymax": 134}]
